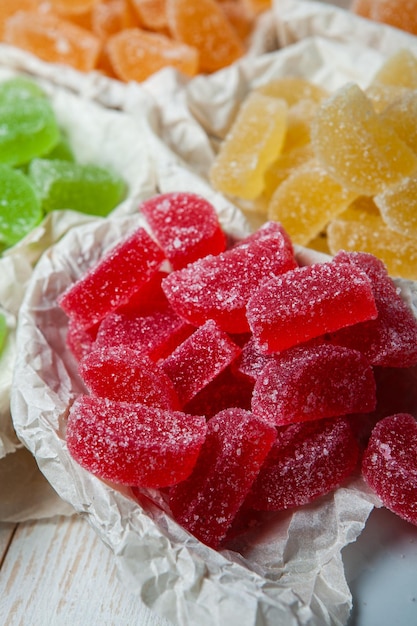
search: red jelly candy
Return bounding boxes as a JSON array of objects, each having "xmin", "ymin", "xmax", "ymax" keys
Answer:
[
  {"xmin": 168, "ymin": 408, "xmax": 276, "ymax": 549},
  {"xmin": 59, "ymin": 226, "xmax": 165, "ymax": 329},
  {"xmin": 184, "ymin": 366, "xmax": 254, "ymax": 419},
  {"xmin": 161, "ymin": 319, "xmax": 242, "ymax": 406},
  {"xmin": 66, "ymin": 394, "xmax": 207, "ymax": 488},
  {"xmin": 141, "ymin": 192, "xmax": 227, "ymax": 270},
  {"xmin": 247, "ymin": 260, "xmax": 378, "ymax": 354},
  {"xmin": 362, "ymin": 413, "xmax": 417, "ymax": 526},
  {"xmin": 252, "ymin": 343, "xmax": 376, "ymax": 426},
  {"xmin": 66, "ymin": 318, "xmax": 98, "ymax": 362},
  {"xmin": 78, "ymin": 345, "xmax": 180, "ymax": 409},
  {"xmin": 329, "ymin": 251, "xmax": 417, "ymax": 367},
  {"xmin": 95, "ymin": 308, "xmax": 194, "ymax": 362},
  {"xmin": 116, "ymin": 270, "xmax": 169, "ymax": 316},
  {"xmin": 162, "ymin": 221, "xmax": 297, "ymax": 333},
  {"xmin": 233, "ymin": 336, "xmax": 273, "ymax": 382},
  {"xmin": 246, "ymin": 417, "xmax": 359, "ymax": 511}
]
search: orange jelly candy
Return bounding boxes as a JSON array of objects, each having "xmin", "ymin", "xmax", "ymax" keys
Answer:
[
  {"xmin": 106, "ymin": 27, "xmax": 198, "ymax": 82},
  {"xmin": 47, "ymin": 0, "xmax": 99, "ymax": 15},
  {"xmin": 4, "ymin": 11, "xmax": 101, "ymax": 72},
  {"xmin": 0, "ymin": 0, "xmax": 38, "ymax": 39},
  {"xmin": 130, "ymin": 0, "xmax": 169, "ymax": 33},
  {"xmin": 166, "ymin": 0, "xmax": 244, "ymax": 73},
  {"xmin": 91, "ymin": 0, "xmax": 139, "ymax": 40}
]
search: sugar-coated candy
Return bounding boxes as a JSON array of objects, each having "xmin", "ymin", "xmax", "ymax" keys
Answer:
[
  {"xmin": 168, "ymin": 408, "xmax": 276, "ymax": 549},
  {"xmin": 166, "ymin": 0, "xmax": 244, "ymax": 74},
  {"xmin": 0, "ymin": 164, "xmax": 43, "ymax": 249},
  {"xmin": 247, "ymin": 260, "xmax": 378, "ymax": 354},
  {"xmin": 327, "ymin": 214, "xmax": 417, "ymax": 280},
  {"xmin": 141, "ymin": 192, "xmax": 226, "ymax": 270},
  {"xmin": 352, "ymin": 0, "xmax": 417, "ymax": 36},
  {"xmin": 116, "ymin": 270, "xmax": 169, "ymax": 316},
  {"xmin": 233, "ymin": 336, "xmax": 272, "ymax": 382},
  {"xmin": 59, "ymin": 226, "xmax": 165, "ymax": 329},
  {"xmin": 79, "ymin": 345, "xmax": 180, "ymax": 408},
  {"xmin": 255, "ymin": 76, "xmax": 328, "ymax": 107},
  {"xmin": 95, "ymin": 308, "xmax": 194, "ymax": 362},
  {"xmin": 246, "ymin": 417, "xmax": 359, "ymax": 511},
  {"xmin": 106, "ymin": 27, "xmax": 199, "ymax": 83},
  {"xmin": 209, "ymin": 92, "xmax": 288, "ymax": 200},
  {"xmin": 4, "ymin": 11, "xmax": 101, "ymax": 72},
  {"xmin": 375, "ymin": 175, "xmax": 417, "ymax": 239},
  {"xmin": 371, "ymin": 49, "xmax": 417, "ymax": 90},
  {"xmin": 311, "ymin": 82, "xmax": 417, "ymax": 196},
  {"xmin": 130, "ymin": 0, "xmax": 168, "ymax": 32},
  {"xmin": 362, "ymin": 413, "xmax": 417, "ymax": 526},
  {"xmin": 330, "ymin": 251, "xmax": 417, "ymax": 367},
  {"xmin": 251, "ymin": 344, "xmax": 376, "ymax": 426},
  {"xmin": 267, "ymin": 160, "xmax": 357, "ymax": 246},
  {"xmin": 162, "ymin": 221, "xmax": 297, "ymax": 333},
  {"xmin": 66, "ymin": 318, "xmax": 98, "ymax": 362},
  {"xmin": 28, "ymin": 158, "xmax": 126, "ymax": 217},
  {"xmin": 379, "ymin": 90, "xmax": 417, "ymax": 155},
  {"xmin": 0, "ymin": 76, "xmax": 47, "ymax": 103},
  {"xmin": 66, "ymin": 394, "xmax": 207, "ymax": 488},
  {"xmin": 161, "ymin": 319, "xmax": 242, "ymax": 406},
  {"xmin": 0, "ymin": 99, "xmax": 60, "ymax": 167}
]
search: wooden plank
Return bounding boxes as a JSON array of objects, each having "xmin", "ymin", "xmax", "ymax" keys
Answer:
[
  {"xmin": 0, "ymin": 515, "xmax": 172, "ymax": 626},
  {"xmin": 0, "ymin": 522, "xmax": 17, "ymax": 566}
]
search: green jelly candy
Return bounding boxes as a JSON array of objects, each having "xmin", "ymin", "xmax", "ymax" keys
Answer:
[
  {"xmin": 45, "ymin": 133, "xmax": 75, "ymax": 162},
  {"xmin": 0, "ymin": 312, "xmax": 7, "ymax": 356},
  {"xmin": 0, "ymin": 164, "xmax": 43, "ymax": 248},
  {"xmin": 0, "ymin": 99, "xmax": 60, "ymax": 166},
  {"xmin": 0, "ymin": 76, "xmax": 47, "ymax": 104},
  {"xmin": 28, "ymin": 159, "xmax": 126, "ymax": 217}
]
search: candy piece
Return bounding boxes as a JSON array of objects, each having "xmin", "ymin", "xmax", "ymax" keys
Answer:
[
  {"xmin": 0, "ymin": 0, "xmax": 38, "ymax": 39},
  {"xmin": 351, "ymin": 0, "xmax": 372, "ymax": 18},
  {"xmin": 218, "ymin": 1, "xmax": 254, "ymax": 41},
  {"xmin": 95, "ymin": 308, "xmax": 194, "ymax": 361},
  {"xmin": 166, "ymin": 0, "xmax": 244, "ymax": 73},
  {"xmin": 311, "ymin": 82, "xmax": 417, "ymax": 196},
  {"xmin": 365, "ymin": 83, "xmax": 411, "ymax": 113},
  {"xmin": 44, "ymin": 132, "xmax": 75, "ymax": 162},
  {"xmin": 246, "ymin": 417, "xmax": 359, "ymax": 510},
  {"xmin": 28, "ymin": 158, "xmax": 126, "ymax": 217},
  {"xmin": 327, "ymin": 214, "xmax": 417, "ymax": 280},
  {"xmin": 242, "ymin": 0, "xmax": 271, "ymax": 14},
  {"xmin": 247, "ymin": 260, "xmax": 377, "ymax": 354},
  {"xmin": 66, "ymin": 318, "xmax": 98, "ymax": 362},
  {"xmin": 267, "ymin": 160, "xmax": 357, "ymax": 246},
  {"xmin": 371, "ymin": 49, "xmax": 417, "ymax": 89},
  {"xmin": 233, "ymin": 336, "xmax": 272, "ymax": 382},
  {"xmin": 371, "ymin": 0, "xmax": 417, "ymax": 35},
  {"xmin": 379, "ymin": 90, "xmax": 417, "ymax": 154},
  {"xmin": 59, "ymin": 226, "xmax": 165, "ymax": 329},
  {"xmin": 0, "ymin": 164, "xmax": 43, "ymax": 248},
  {"xmin": 329, "ymin": 251, "xmax": 417, "ymax": 367},
  {"xmin": 209, "ymin": 92, "xmax": 288, "ymax": 200},
  {"xmin": 255, "ymin": 77, "xmax": 328, "ymax": 107},
  {"xmin": 162, "ymin": 221, "xmax": 297, "ymax": 333},
  {"xmin": 116, "ymin": 270, "xmax": 169, "ymax": 316},
  {"xmin": 0, "ymin": 99, "xmax": 60, "ymax": 167},
  {"xmin": 141, "ymin": 192, "xmax": 226, "ymax": 270},
  {"xmin": 374, "ymin": 175, "xmax": 417, "ymax": 239},
  {"xmin": 4, "ymin": 12, "xmax": 101, "ymax": 72},
  {"xmin": 0, "ymin": 76, "xmax": 47, "ymax": 103},
  {"xmin": 129, "ymin": 0, "xmax": 168, "ymax": 32},
  {"xmin": 263, "ymin": 144, "xmax": 314, "ymax": 200},
  {"xmin": 169, "ymin": 408, "xmax": 276, "ymax": 549},
  {"xmin": 106, "ymin": 27, "xmax": 199, "ymax": 82},
  {"xmin": 66, "ymin": 394, "xmax": 207, "ymax": 488},
  {"xmin": 161, "ymin": 319, "xmax": 241, "ymax": 406},
  {"xmin": 362, "ymin": 413, "xmax": 417, "ymax": 526},
  {"xmin": 184, "ymin": 365, "xmax": 254, "ymax": 419},
  {"xmin": 251, "ymin": 344, "xmax": 376, "ymax": 426},
  {"xmin": 47, "ymin": 0, "xmax": 99, "ymax": 16},
  {"xmin": 79, "ymin": 345, "xmax": 180, "ymax": 408},
  {"xmin": 91, "ymin": 0, "xmax": 139, "ymax": 40}
]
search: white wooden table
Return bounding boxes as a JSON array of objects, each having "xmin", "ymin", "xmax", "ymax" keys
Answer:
[{"xmin": 0, "ymin": 515, "xmax": 172, "ymax": 626}]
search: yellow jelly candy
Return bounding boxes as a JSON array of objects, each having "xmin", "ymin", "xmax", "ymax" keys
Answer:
[
  {"xmin": 255, "ymin": 77, "xmax": 328, "ymax": 106},
  {"xmin": 311, "ymin": 82, "xmax": 417, "ymax": 196},
  {"xmin": 374, "ymin": 175, "xmax": 417, "ymax": 239},
  {"xmin": 263, "ymin": 143, "xmax": 314, "ymax": 201},
  {"xmin": 267, "ymin": 160, "xmax": 357, "ymax": 246},
  {"xmin": 209, "ymin": 92, "xmax": 288, "ymax": 200},
  {"xmin": 365, "ymin": 84, "xmax": 411, "ymax": 113},
  {"xmin": 371, "ymin": 49, "xmax": 417, "ymax": 89},
  {"xmin": 379, "ymin": 90, "xmax": 417, "ymax": 154},
  {"xmin": 338, "ymin": 195, "xmax": 381, "ymax": 222},
  {"xmin": 327, "ymin": 214, "xmax": 417, "ymax": 280}
]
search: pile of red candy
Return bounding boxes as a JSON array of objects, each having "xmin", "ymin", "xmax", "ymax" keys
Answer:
[{"xmin": 59, "ymin": 192, "xmax": 417, "ymax": 550}]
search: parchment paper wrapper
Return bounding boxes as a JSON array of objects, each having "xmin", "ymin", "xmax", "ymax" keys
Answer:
[{"xmin": 273, "ymin": 0, "xmax": 417, "ymax": 56}]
